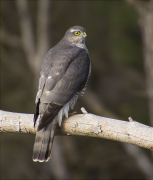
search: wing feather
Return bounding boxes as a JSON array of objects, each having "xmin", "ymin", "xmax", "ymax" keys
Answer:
[{"xmin": 37, "ymin": 50, "xmax": 90, "ymax": 130}]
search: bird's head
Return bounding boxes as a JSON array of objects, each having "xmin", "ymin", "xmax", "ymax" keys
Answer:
[{"xmin": 64, "ymin": 26, "xmax": 87, "ymax": 47}]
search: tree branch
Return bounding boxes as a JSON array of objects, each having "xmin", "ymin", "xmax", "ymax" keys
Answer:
[
  {"xmin": 0, "ymin": 109, "xmax": 153, "ymax": 150},
  {"xmin": 16, "ymin": 0, "xmax": 35, "ymax": 69},
  {"xmin": 82, "ymin": 89, "xmax": 153, "ymax": 177}
]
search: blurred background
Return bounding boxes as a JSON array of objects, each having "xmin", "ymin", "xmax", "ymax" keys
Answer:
[{"xmin": 1, "ymin": 0, "xmax": 153, "ymax": 179}]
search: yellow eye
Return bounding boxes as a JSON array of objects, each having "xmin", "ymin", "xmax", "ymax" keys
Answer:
[
  {"xmin": 74, "ymin": 31, "xmax": 80, "ymax": 36},
  {"xmin": 84, "ymin": 32, "xmax": 86, "ymax": 35}
]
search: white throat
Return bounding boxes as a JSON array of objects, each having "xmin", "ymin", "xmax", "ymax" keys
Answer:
[{"xmin": 75, "ymin": 42, "xmax": 87, "ymax": 49}]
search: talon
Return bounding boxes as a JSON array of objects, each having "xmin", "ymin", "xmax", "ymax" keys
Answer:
[{"xmin": 68, "ymin": 111, "xmax": 76, "ymax": 115}]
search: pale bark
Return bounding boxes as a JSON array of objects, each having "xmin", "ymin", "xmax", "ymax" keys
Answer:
[{"xmin": 0, "ymin": 109, "xmax": 153, "ymax": 150}]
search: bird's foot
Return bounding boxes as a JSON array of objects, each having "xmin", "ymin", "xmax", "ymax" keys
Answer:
[{"xmin": 69, "ymin": 111, "xmax": 76, "ymax": 116}]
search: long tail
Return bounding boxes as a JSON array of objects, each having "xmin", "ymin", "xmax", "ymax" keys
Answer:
[{"xmin": 33, "ymin": 118, "xmax": 57, "ymax": 162}]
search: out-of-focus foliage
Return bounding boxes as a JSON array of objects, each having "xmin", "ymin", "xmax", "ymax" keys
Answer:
[{"xmin": 1, "ymin": 1, "xmax": 152, "ymax": 179}]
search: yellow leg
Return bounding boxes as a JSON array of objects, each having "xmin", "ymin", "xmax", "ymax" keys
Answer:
[{"xmin": 68, "ymin": 111, "xmax": 76, "ymax": 115}]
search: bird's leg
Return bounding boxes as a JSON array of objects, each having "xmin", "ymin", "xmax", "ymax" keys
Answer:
[{"xmin": 68, "ymin": 111, "xmax": 77, "ymax": 115}]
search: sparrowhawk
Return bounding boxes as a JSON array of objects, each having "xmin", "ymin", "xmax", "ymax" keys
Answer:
[{"xmin": 33, "ymin": 26, "xmax": 91, "ymax": 162}]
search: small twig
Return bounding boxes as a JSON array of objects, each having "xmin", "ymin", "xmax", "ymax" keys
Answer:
[
  {"xmin": 128, "ymin": 116, "xmax": 134, "ymax": 122},
  {"xmin": 81, "ymin": 107, "xmax": 88, "ymax": 114}
]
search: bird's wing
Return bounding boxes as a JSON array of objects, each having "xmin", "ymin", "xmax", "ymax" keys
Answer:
[
  {"xmin": 34, "ymin": 45, "xmax": 83, "ymax": 124},
  {"xmin": 38, "ymin": 50, "xmax": 90, "ymax": 131}
]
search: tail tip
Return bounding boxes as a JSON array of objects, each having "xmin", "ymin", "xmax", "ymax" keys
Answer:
[{"xmin": 33, "ymin": 157, "xmax": 50, "ymax": 162}]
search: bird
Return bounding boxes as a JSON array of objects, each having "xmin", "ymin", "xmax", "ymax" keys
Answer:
[{"xmin": 33, "ymin": 25, "xmax": 91, "ymax": 162}]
